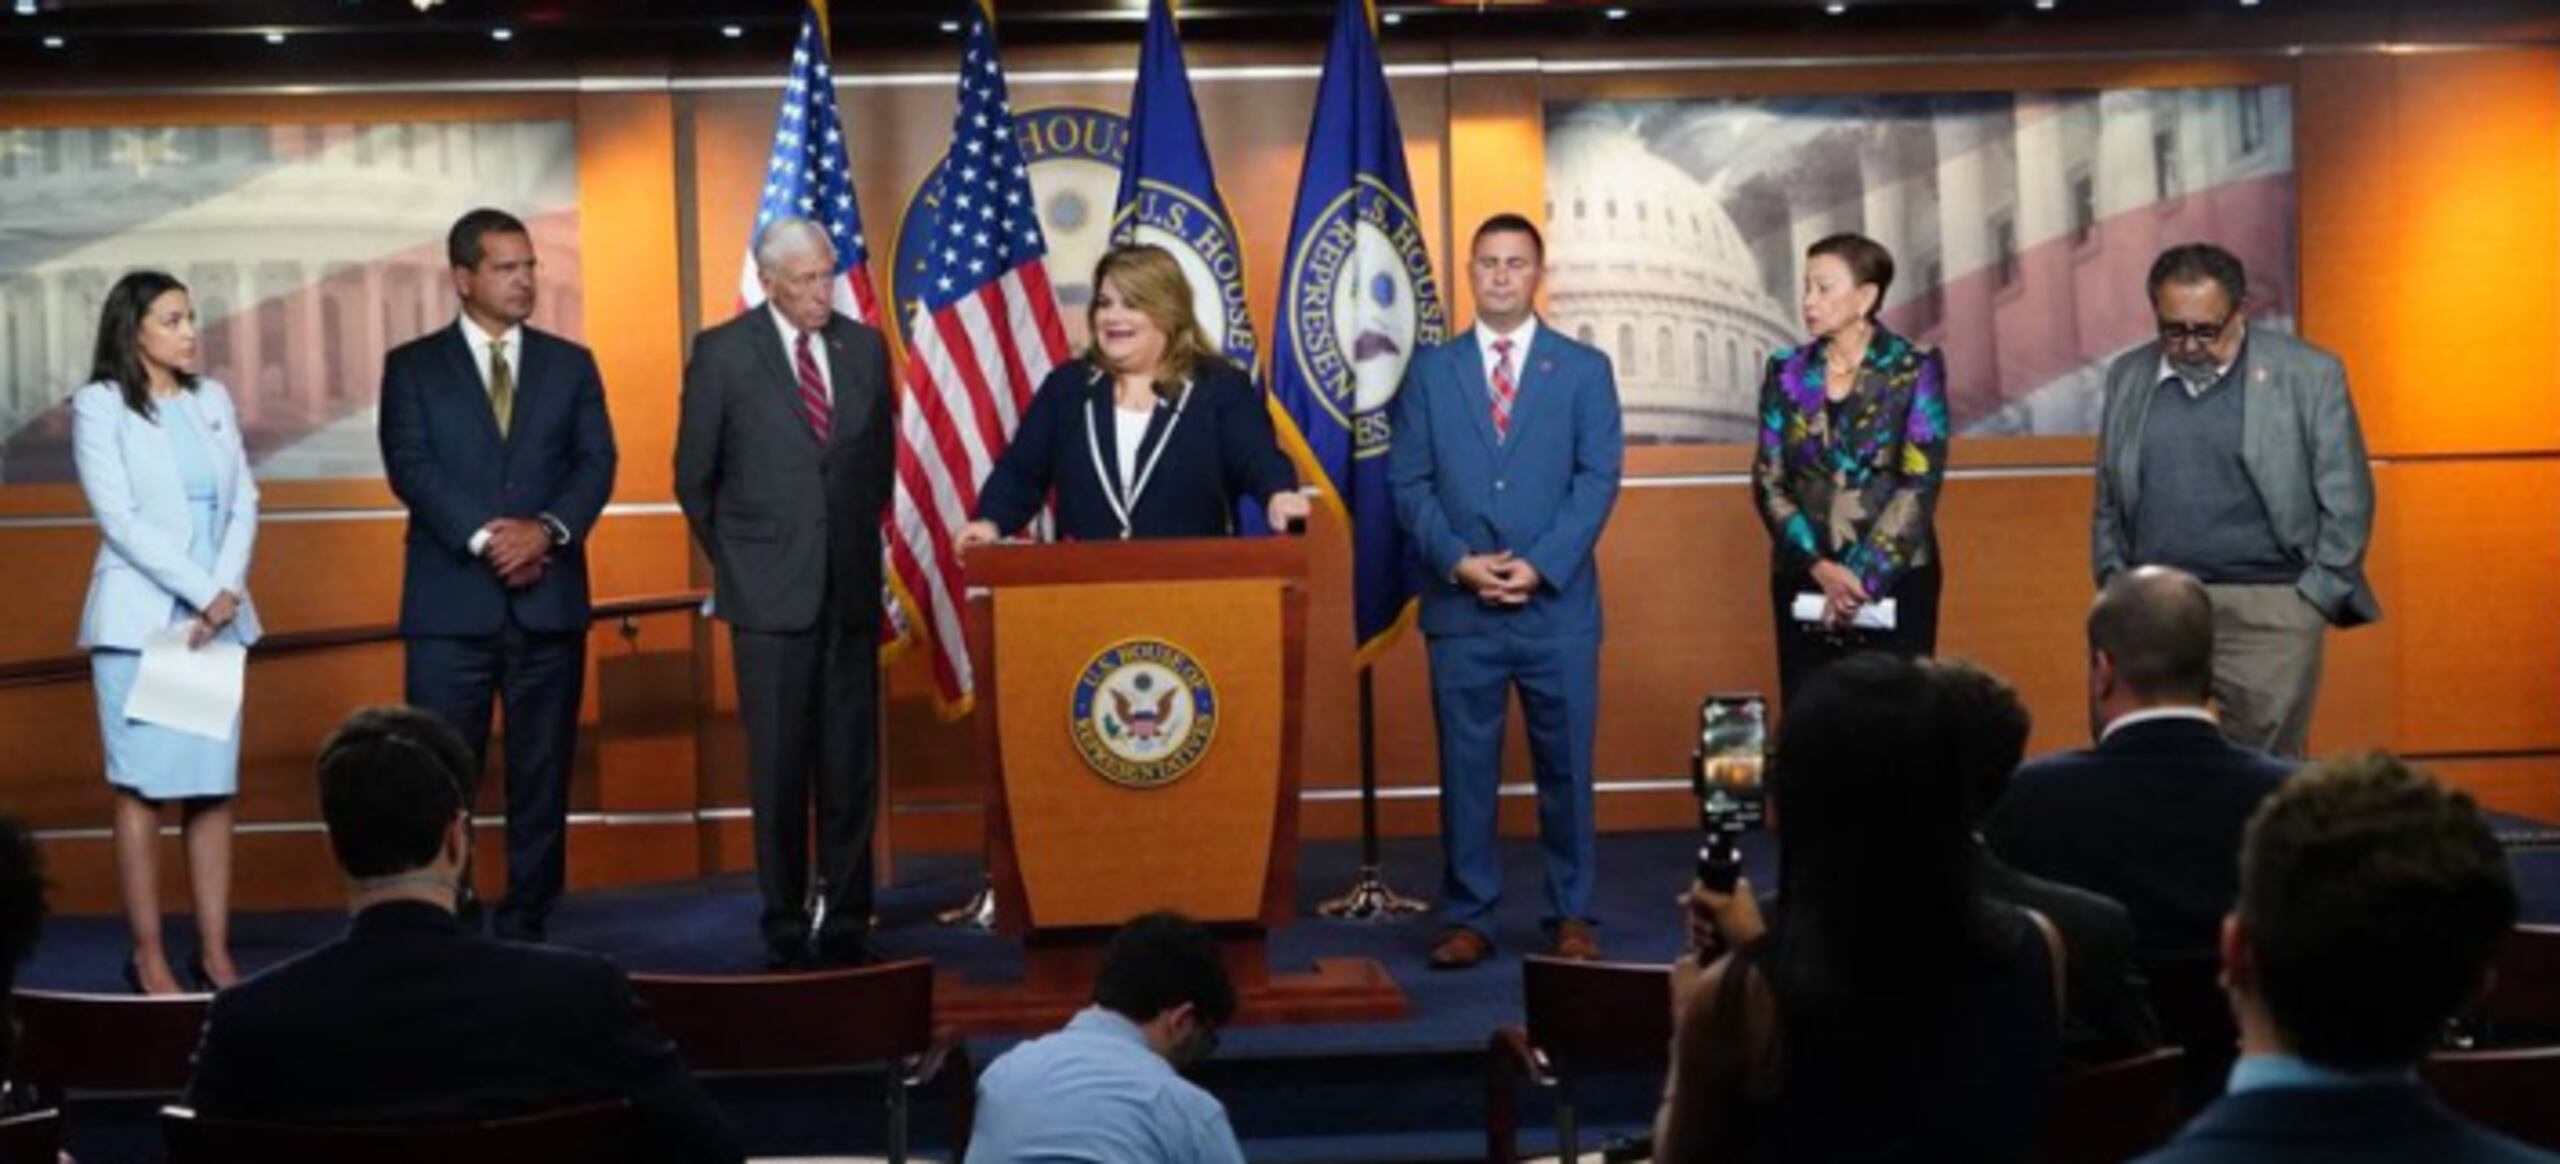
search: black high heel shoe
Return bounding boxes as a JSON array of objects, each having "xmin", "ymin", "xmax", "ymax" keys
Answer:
[{"xmin": 185, "ymin": 950, "xmax": 216, "ymax": 993}]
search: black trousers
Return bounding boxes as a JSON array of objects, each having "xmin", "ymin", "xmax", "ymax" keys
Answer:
[
  {"xmin": 1770, "ymin": 560, "xmax": 1943, "ymax": 712},
  {"xmin": 731, "ymin": 612, "xmax": 879, "ymax": 948},
  {"xmin": 405, "ymin": 624, "xmax": 585, "ymax": 937}
]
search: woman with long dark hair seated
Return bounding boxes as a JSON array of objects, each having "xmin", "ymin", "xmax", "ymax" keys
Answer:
[{"xmin": 1654, "ymin": 652, "xmax": 2063, "ymax": 1164}]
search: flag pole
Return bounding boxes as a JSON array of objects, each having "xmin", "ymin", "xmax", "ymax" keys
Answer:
[{"xmin": 1318, "ymin": 664, "xmax": 1426, "ymax": 919}]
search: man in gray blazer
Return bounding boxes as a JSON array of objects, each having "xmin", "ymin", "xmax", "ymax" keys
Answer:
[
  {"xmin": 674, "ymin": 218, "xmax": 895, "ymax": 970},
  {"xmin": 2093, "ymin": 244, "xmax": 2377, "ymax": 758}
]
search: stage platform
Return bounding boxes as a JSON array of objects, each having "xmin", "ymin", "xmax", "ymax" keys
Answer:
[{"xmin": 19, "ymin": 826, "xmax": 2560, "ymax": 1162}]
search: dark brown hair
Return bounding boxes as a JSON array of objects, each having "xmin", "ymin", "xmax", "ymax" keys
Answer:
[{"xmin": 1806, "ymin": 233, "xmax": 1895, "ymax": 321}]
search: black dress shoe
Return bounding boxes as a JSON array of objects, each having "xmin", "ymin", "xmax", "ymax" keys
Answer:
[
  {"xmin": 765, "ymin": 939, "xmax": 814, "ymax": 972},
  {"xmin": 814, "ymin": 932, "xmax": 881, "ymax": 969}
]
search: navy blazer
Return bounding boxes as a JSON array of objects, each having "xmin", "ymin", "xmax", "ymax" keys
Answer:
[
  {"xmin": 1985, "ymin": 716, "xmax": 2294, "ymax": 959},
  {"xmin": 2135, "ymin": 1081, "xmax": 2557, "ymax": 1164},
  {"xmin": 185, "ymin": 900, "xmax": 739, "ymax": 1163},
  {"xmin": 1389, "ymin": 323, "xmax": 1624, "ymax": 639},
  {"xmin": 974, "ymin": 356, "xmax": 1294, "ymax": 541},
  {"xmin": 379, "ymin": 322, "xmax": 617, "ymax": 637}
]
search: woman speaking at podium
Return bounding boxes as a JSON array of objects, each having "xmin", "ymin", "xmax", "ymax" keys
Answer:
[{"xmin": 957, "ymin": 245, "xmax": 1307, "ymax": 546}]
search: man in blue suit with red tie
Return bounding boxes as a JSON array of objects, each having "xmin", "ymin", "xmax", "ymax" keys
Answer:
[
  {"xmin": 1391, "ymin": 214, "xmax": 1623, "ymax": 969},
  {"xmin": 379, "ymin": 208, "xmax": 617, "ymax": 943}
]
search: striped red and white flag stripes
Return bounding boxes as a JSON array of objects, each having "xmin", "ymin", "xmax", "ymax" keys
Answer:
[{"xmin": 886, "ymin": 262, "xmax": 1070, "ymax": 707}]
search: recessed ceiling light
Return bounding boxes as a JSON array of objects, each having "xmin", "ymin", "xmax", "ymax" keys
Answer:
[
  {"xmin": 1823, "ymin": 2, "xmax": 1848, "ymax": 13},
  {"xmin": 2034, "ymin": 0, "xmax": 2055, "ymax": 8},
  {"xmin": 720, "ymin": 24, "xmax": 742, "ymax": 38},
  {"xmin": 264, "ymin": 31, "xmax": 286, "ymax": 44},
  {"xmin": 1381, "ymin": 10, "xmax": 1403, "ymax": 24},
  {"xmin": 13, "ymin": 0, "xmax": 36, "ymax": 16},
  {"xmin": 938, "ymin": 19, "xmax": 961, "ymax": 33},
  {"xmin": 41, "ymin": 33, "xmax": 62, "ymax": 47},
  {"xmin": 2238, "ymin": 0, "xmax": 2259, "ymax": 6},
  {"xmin": 490, "ymin": 27, "xmax": 513, "ymax": 41},
  {"xmin": 1605, "ymin": 7, "xmax": 1629, "ymax": 18}
]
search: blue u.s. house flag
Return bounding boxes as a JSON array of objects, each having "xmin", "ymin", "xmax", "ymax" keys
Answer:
[
  {"xmin": 1270, "ymin": 0, "xmax": 1449, "ymax": 663},
  {"xmin": 1110, "ymin": 0, "xmax": 1260, "ymax": 378}
]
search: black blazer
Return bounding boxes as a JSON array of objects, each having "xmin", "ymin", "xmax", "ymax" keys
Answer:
[
  {"xmin": 1978, "ymin": 846, "xmax": 2162, "ymax": 1065},
  {"xmin": 184, "ymin": 901, "xmax": 738, "ymax": 1163},
  {"xmin": 1985, "ymin": 716, "xmax": 2294, "ymax": 959},
  {"xmin": 2135, "ymin": 1081, "xmax": 2554, "ymax": 1164},
  {"xmin": 379, "ymin": 323, "xmax": 618, "ymax": 637},
  {"xmin": 673, "ymin": 308, "xmax": 895, "ymax": 634},
  {"xmin": 974, "ymin": 356, "xmax": 1295, "ymax": 541}
]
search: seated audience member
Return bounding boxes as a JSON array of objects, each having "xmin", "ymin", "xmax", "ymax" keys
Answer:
[
  {"xmin": 1656, "ymin": 653, "xmax": 2062, "ymax": 1164},
  {"xmin": 2135, "ymin": 753, "xmax": 2549, "ymax": 1164},
  {"xmin": 1, "ymin": 816, "xmax": 46, "ymax": 1113},
  {"xmin": 966, "ymin": 910, "xmax": 1244, "ymax": 1164},
  {"xmin": 1932, "ymin": 658, "xmax": 2162, "ymax": 1064},
  {"xmin": 1986, "ymin": 565, "xmax": 2294, "ymax": 959},
  {"xmin": 184, "ymin": 707, "xmax": 739, "ymax": 1164}
]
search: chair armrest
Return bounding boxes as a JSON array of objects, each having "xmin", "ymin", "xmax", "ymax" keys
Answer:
[
  {"xmin": 906, "ymin": 1026, "xmax": 977, "ymax": 1163},
  {"xmin": 1487, "ymin": 1026, "xmax": 1557, "ymax": 1164}
]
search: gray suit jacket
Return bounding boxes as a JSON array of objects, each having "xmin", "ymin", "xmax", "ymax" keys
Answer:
[
  {"xmin": 673, "ymin": 307, "xmax": 894, "ymax": 635},
  {"xmin": 2092, "ymin": 328, "xmax": 2380, "ymax": 627}
]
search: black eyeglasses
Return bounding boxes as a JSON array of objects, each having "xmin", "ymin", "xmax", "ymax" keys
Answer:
[{"xmin": 2157, "ymin": 313, "xmax": 2236, "ymax": 346}]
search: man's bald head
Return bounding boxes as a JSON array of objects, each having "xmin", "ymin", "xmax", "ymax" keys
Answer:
[{"xmin": 2090, "ymin": 566, "xmax": 2216, "ymax": 705}]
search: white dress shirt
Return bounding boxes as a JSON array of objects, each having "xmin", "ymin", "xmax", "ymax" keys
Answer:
[{"xmin": 1475, "ymin": 317, "xmax": 1539, "ymax": 389}]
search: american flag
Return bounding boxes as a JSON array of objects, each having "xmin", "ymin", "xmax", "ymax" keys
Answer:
[
  {"xmin": 735, "ymin": 3, "xmax": 881, "ymax": 327},
  {"xmin": 887, "ymin": 0, "xmax": 1071, "ymax": 713}
]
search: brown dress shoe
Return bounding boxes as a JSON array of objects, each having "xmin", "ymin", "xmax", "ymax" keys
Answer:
[
  {"xmin": 1428, "ymin": 926, "xmax": 1494, "ymax": 969},
  {"xmin": 1551, "ymin": 919, "xmax": 1602, "ymax": 961}
]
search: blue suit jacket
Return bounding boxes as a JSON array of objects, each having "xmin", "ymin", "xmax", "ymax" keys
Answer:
[
  {"xmin": 1984, "ymin": 716, "xmax": 2294, "ymax": 959},
  {"xmin": 1389, "ymin": 323, "xmax": 1623, "ymax": 638},
  {"xmin": 2135, "ymin": 1082, "xmax": 2558, "ymax": 1164},
  {"xmin": 72, "ymin": 380, "xmax": 262, "ymax": 649},
  {"xmin": 975, "ymin": 356, "xmax": 1294, "ymax": 541},
  {"xmin": 379, "ymin": 322, "xmax": 617, "ymax": 637}
]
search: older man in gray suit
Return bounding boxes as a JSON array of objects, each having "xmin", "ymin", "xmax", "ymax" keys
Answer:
[
  {"xmin": 675, "ymin": 218, "xmax": 894, "ymax": 969},
  {"xmin": 2093, "ymin": 243, "xmax": 2378, "ymax": 758}
]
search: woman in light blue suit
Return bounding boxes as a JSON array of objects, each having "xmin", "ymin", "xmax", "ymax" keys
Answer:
[{"xmin": 72, "ymin": 271, "xmax": 260, "ymax": 994}]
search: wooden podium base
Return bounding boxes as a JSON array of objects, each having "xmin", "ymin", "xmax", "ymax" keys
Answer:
[{"xmin": 934, "ymin": 935, "xmax": 1409, "ymax": 1037}]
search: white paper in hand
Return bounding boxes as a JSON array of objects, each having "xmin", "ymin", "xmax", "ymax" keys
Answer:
[
  {"xmin": 1788, "ymin": 592, "xmax": 1899, "ymax": 631},
  {"xmin": 125, "ymin": 622, "xmax": 247, "ymax": 741}
]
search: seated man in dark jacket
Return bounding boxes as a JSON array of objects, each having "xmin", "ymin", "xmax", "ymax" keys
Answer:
[
  {"xmin": 1931, "ymin": 658, "xmax": 2161, "ymax": 1065},
  {"xmin": 2137, "ymin": 753, "xmax": 2548, "ymax": 1164},
  {"xmin": 185, "ymin": 706, "xmax": 739, "ymax": 1164}
]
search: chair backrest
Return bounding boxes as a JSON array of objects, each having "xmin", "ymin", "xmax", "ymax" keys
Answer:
[
  {"xmin": 2039, "ymin": 1047, "xmax": 2185, "ymax": 1164},
  {"xmin": 7, "ymin": 989, "xmax": 212, "ymax": 1101},
  {"xmin": 162, "ymin": 1099, "xmax": 632, "ymax": 1164},
  {"xmin": 0, "ymin": 1106, "xmax": 62, "ymax": 1164},
  {"xmin": 2426, "ymin": 1046, "xmax": 2560, "ymax": 1152},
  {"xmin": 1521, "ymin": 955, "xmax": 1676, "ymax": 1078},
  {"xmin": 2476, "ymin": 925, "xmax": 2560, "ymax": 1032},
  {"xmin": 629, "ymin": 958, "xmax": 936, "ymax": 1074}
]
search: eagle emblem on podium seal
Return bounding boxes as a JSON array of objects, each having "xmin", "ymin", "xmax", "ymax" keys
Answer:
[{"xmin": 1070, "ymin": 638, "xmax": 1219, "ymax": 789}]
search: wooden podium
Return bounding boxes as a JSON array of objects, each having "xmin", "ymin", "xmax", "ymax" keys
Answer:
[{"xmin": 935, "ymin": 536, "xmax": 1407, "ymax": 1034}]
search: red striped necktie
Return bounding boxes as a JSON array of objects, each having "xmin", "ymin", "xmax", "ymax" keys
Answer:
[
  {"xmin": 794, "ymin": 331, "xmax": 832, "ymax": 443},
  {"xmin": 1490, "ymin": 337, "xmax": 1517, "ymax": 441}
]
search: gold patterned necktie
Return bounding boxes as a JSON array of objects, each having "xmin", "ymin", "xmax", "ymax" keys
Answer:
[{"xmin": 488, "ymin": 339, "xmax": 514, "ymax": 438}]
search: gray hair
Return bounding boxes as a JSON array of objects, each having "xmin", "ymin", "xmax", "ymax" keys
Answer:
[{"xmin": 754, "ymin": 217, "xmax": 835, "ymax": 273}]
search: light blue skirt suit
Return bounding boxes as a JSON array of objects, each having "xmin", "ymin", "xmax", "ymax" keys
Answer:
[{"xmin": 72, "ymin": 380, "xmax": 262, "ymax": 801}]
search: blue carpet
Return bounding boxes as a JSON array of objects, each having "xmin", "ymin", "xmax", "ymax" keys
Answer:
[{"xmin": 19, "ymin": 825, "xmax": 2560, "ymax": 1162}]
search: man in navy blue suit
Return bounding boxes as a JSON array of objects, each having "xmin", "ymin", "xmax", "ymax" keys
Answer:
[
  {"xmin": 1391, "ymin": 214, "xmax": 1623, "ymax": 969},
  {"xmin": 379, "ymin": 207, "xmax": 617, "ymax": 943},
  {"xmin": 2135, "ymin": 753, "xmax": 2546, "ymax": 1164},
  {"xmin": 1985, "ymin": 566, "xmax": 2293, "ymax": 962}
]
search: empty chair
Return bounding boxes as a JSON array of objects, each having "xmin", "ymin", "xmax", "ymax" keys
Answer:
[
  {"xmin": 629, "ymin": 959, "xmax": 968, "ymax": 1164},
  {"xmin": 2425, "ymin": 1045, "xmax": 2560, "ymax": 1153},
  {"xmin": 6, "ymin": 988, "xmax": 210, "ymax": 1105},
  {"xmin": 163, "ymin": 1098, "xmax": 631, "ymax": 1164},
  {"xmin": 1485, "ymin": 954, "xmax": 1676, "ymax": 1164},
  {"xmin": 2040, "ymin": 1046, "xmax": 2185, "ymax": 1164}
]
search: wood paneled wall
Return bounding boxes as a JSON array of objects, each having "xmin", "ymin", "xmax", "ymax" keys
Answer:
[{"xmin": 3, "ymin": 33, "xmax": 2554, "ymax": 913}]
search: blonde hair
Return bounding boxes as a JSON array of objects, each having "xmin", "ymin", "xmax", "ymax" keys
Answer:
[{"xmin": 1084, "ymin": 245, "xmax": 1217, "ymax": 397}]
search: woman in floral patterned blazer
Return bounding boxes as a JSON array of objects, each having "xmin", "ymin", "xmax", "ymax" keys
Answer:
[{"xmin": 1750, "ymin": 233, "xmax": 1951, "ymax": 707}]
